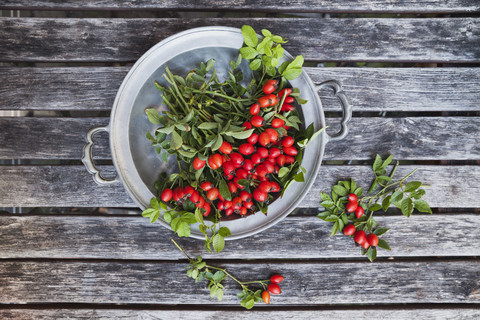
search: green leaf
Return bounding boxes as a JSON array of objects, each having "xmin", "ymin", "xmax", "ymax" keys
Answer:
[
  {"xmin": 239, "ymin": 46, "xmax": 257, "ymax": 60},
  {"xmin": 182, "ymin": 212, "xmax": 197, "ymax": 225},
  {"xmin": 212, "ymin": 234, "xmax": 225, "ymax": 253},
  {"xmin": 266, "ymin": 66, "xmax": 276, "ymax": 77},
  {"xmin": 376, "ymin": 175, "xmax": 392, "ymax": 184},
  {"xmin": 225, "ymin": 129, "xmax": 255, "ymax": 139},
  {"xmin": 261, "ymin": 29, "xmax": 272, "ymax": 37},
  {"xmin": 141, "ymin": 208, "xmax": 157, "ymax": 218},
  {"xmin": 391, "ymin": 190, "xmax": 404, "ymax": 202},
  {"xmin": 177, "ymin": 149, "xmax": 196, "ymax": 158},
  {"xmin": 249, "ymin": 58, "xmax": 262, "ymax": 70},
  {"xmin": 195, "ymin": 208, "xmax": 204, "ymax": 224},
  {"xmin": 373, "ymin": 227, "xmax": 389, "ymax": 236},
  {"xmin": 414, "ymin": 199, "xmax": 432, "ymax": 214},
  {"xmin": 330, "ymin": 220, "xmax": 340, "ymax": 237},
  {"xmin": 242, "ymin": 296, "xmax": 255, "ymax": 310},
  {"xmin": 146, "ymin": 108, "xmax": 161, "ymax": 124},
  {"xmin": 212, "ymin": 135, "xmax": 223, "ymax": 151},
  {"xmin": 218, "ymin": 227, "xmax": 231, "ymax": 237},
  {"xmin": 368, "ymin": 204, "xmax": 382, "ymax": 212},
  {"xmin": 367, "ymin": 247, "xmax": 377, "ymax": 262},
  {"xmin": 170, "ymin": 131, "xmax": 183, "ymax": 150},
  {"xmin": 320, "ymin": 192, "xmax": 332, "ymax": 202},
  {"xmin": 219, "ymin": 179, "xmax": 232, "ymax": 201},
  {"xmin": 282, "ymin": 67, "xmax": 302, "ymax": 80},
  {"xmin": 146, "ymin": 131, "xmax": 156, "ymax": 142},
  {"xmin": 198, "ymin": 122, "xmax": 219, "ymax": 130},
  {"xmin": 354, "ymin": 187, "xmax": 364, "ymax": 197},
  {"xmin": 372, "ymin": 154, "xmax": 382, "ymax": 172},
  {"xmin": 216, "ymin": 288, "xmax": 224, "ymax": 301},
  {"xmin": 206, "ymin": 58, "xmax": 215, "ymax": 71},
  {"xmin": 287, "ymin": 55, "xmax": 304, "ymax": 69},
  {"xmin": 411, "ymin": 189, "xmax": 426, "ymax": 199},
  {"xmin": 332, "ymin": 185, "xmax": 348, "ymax": 197},
  {"xmin": 241, "ymin": 25, "xmax": 258, "ymax": 48},
  {"xmin": 377, "ymin": 238, "xmax": 391, "ymax": 250},
  {"xmin": 401, "ymin": 198, "xmax": 414, "ymax": 217},
  {"xmin": 278, "ymin": 167, "xmax": 290, "ymax": 178},
  {"xmin": 380, "ymin": 154, "xmax": 393, "ymax": 169},
  {"xmin": 382, "ymin": 195, "xmax": 392, "ymax": 212},
  {"xmin": 320, "ymin": 200, "xmax": 335, "ymax": 208},
  {"xmin": 294, "ymin": 171, "xmax": 305, "ymax": 182},
  {"xmin": 278, "ymin": 61, "xmax": 289, "ymax": 74},
  {"xmin": 405, "ymin": 181, "xmax": 422, "ymax": 192},
  {"xmin": 156, "ymin": 126, "xmax": 174, "ymax": 134},
  {"xmin": 324, "ymin": 215, "xmax": 339, "ymax": 222}
]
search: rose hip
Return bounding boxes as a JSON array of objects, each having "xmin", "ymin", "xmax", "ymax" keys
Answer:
[{"xmin": 160, "ymin": 188, "xmax": 173, "ymax": 202}]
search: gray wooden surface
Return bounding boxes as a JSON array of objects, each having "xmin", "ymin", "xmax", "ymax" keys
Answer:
[
  {"xmin": 1, "ymin": 18, "xmax": 479, "ymax": 62},
  {"xmin": 0, "ymin": 2, "xmax": 479, "ymax": 319}
]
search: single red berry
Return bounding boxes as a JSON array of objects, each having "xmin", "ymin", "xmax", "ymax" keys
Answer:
[
  {"xmin": 208, "ymin": 154, "xmax": 223, "ymax": 170},
  {"xmin": 239, "ymin": 143, "xmax": 255, "ymax": 155},
  {"xmin": 366, "ymin": 234, "xmax": 379, "ymax": 247},
  {"xmin": 173, "ymin": 187, "xmax": 185, "ymax": 202},
  {"xmin": 243, "ymin": 159, "xmax": 254, "ymax": 172},
  {"xmin": 283, "ymin": 146, "xmax": 298, "ymax": 156},
  {"xmin": 270, "ymin": 274, "xmax": 284, "ymax": 284},
  {"xmin": 189, "ymin": 190, "xmax": 200, "ymax": 204},
  {"xmin": 256, "ymin": 147, "xmax": 269, "ymax": 158},
  {"xmin": 262, "ymin": 290, "xmax": 271, "ymax": 304},
  {"xmin": 236, "ymin": 168, "xmax": 249, "ymax": 179},
  {"xmin": 202, "ymin": 202, "xmax": 211, "ymax": 216},
  {"xmin": 225, "ymin": 207, "xmax": 234, "ymax": 216},
  {"xmin": 193, "ymin": 157, "xmax": 206, "ymax": 170},
  {"xmin": 207, "ymin": 188, "xmax": 219, "ymax": 201},
  {"xmin": 255, "ymin": 164, "xmax": 269, "ymax": 177},
  {"xmin": 232, "ymin": 197, "xmax": 242, "ymax": 210},
  {"xmin": 251, "ymin": 153, "xmax": 262, "ymax": 164},
  {"xmin": 265, "ymin": 128, "xmax": 279, "ymax": 142},
  {"xmin": 348, "ymin": 193, "xmax": 358, "ymax": 202},
  {"xmin": 271, "ymin": 118, "xmax": 285, "ymax": 128},
  {"xmin": 258, "ymin": 132, "xmax": 271, "ymax": 147},
  {"xmin": 265, "ymin": 93, "xmax": 278, "ymax": 107},
  {"xmin": 251, "ymin": 115, "xmax": 265, "ymax": 127},
  {"xmin": 258, "ymin": 181, "xmax": 272, "ymax": 193},
  {"xmin": 355, "ymin": 206, "xmax": 365, "ymax": 219},
  {"xmin": 195, "ymin": 196, "xmax": 205, "ymax": 208},
  {"xmin": 160, "ymin": 188, "xmax": 173, "ymax": 202},
  {"xmin": 276, "ymin": 154, "xmax": 286, "ymax": 166},
  {"xmin": 354, "ymin": 230, "xmax": 367, "ymax": 245},
  {"xmin": 269, "ymin": 181, "xmax": 280, "ymax": 192},
  {"xmin": 346, "ymin": 201, "xmax": 358, "ymax": 213},
  {"xmin": 280, "ymin": 103, "xmax": 295, "ymax": 112},
  {"xmin": 253, "ymin": 188, "xmax": 268, "ymax": 202},
  {"xmin": 284, "ymin": 155, "xmax": 295, "ymax": 164},
  {"xmin": 263, "ymin": 79, "xmax": 278, "ymax": 94},
  {"xmin": 247, "ymin": 133, "xmax": 259, "ymax": 145},
  {"xmin": 263, "ymin": 161, "xmax": 275, "ymax": 174},
  {"xmin": 217, "ymin": 201, "xmax": 225, "ymax": 211},
  {"xmin": 200, "ymin": 181, "xmax": 213, "ymax": 191},
  {"xmin": 238, "ymin": 206, "xmax": 248, "ymax": 215},
  {"xmin": 243, "ymin": 200, "xmax": 254, "ymax": 209},
  {"xmin": 219, "ymin": 141, "xmax": 233, "ymax": 154},
  {"xmin": 242, "ymin": 121, "xmax": 252, "ymax": 130},
  {"xmin": 284, "ymin": 96, "xmax": 295, "ymax": 104},
  {"xmin": 184, "ymin": 186, "xmax": 194, "ymax": 197},
  {"xmin": 223, "ymin": 161, "xmax": 236, "ymax": 176},
  {"xmin": 267, "ymin": 283, "xmax": 282, "ymax": 295},
  {"xmin": 361, "ymin": 241, "xmax": 370, "ymax": 249},
  {"xmin": 343, "ymin": 224, "xmax": 356, "ymax": 236},
  {"xmin": 257, "ymin": 96, "xmax": 270, "ymax": 108},
  {"xmin": 223, "ymin": 200, "xmax": 232, "ymax": 209},
  {"xmin": 229, "ymin": 152, "xmax": 244, "ymax": 167},
  {"xmin": 268, "ymin": 147, "xmax": 281, "ymax": 158},
  {"xmin": 282, "ymin": 136, "xmax": 294, "ymax": 148},
  {"xmin": 250, "ymin": 103, "xmax": 261, "ymax": 115},
  {"xmin": 239, "ymin": 190, "xmax": 251, "ymax": 202},
  {"xmin": 278, "ymin": 88, "xmax": 292, "ymax": 98},
  {"xmin": 228, "ymin": 181, "xmax": 237, "ymax": 194}
]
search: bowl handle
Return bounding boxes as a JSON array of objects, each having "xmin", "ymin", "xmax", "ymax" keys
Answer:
[
  {"xmin": 82, "ymin": 125, "xmax": 119, "ymax": 185},
  {"xmin": 317, "ymin": 80, "xmax": 352, "ymax": 142}
]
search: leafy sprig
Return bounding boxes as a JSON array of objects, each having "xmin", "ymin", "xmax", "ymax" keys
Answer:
[
  {"xmin": 172, "ymin": 239, "xmax": 269, "ymax": 309},
  {"xmin": 318, "ymin": 154, "xmax": 432, "ymax": 261}
]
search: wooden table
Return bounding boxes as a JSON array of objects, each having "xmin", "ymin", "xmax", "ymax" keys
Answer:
[{"xmin": 1, "ymin": 1, "xmax": 479, "ymax": 319}]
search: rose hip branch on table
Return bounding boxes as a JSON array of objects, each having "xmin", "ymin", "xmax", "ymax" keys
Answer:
[{"xmin": 140, "ymin": 25, "xmax": 431, "ymax": 309}]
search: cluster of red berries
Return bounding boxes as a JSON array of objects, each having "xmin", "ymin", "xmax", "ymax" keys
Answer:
[
  {"xmin": 342, "ymin": 193, "xmax": 379, "ymax": 249},
  {"xmin": 160, "ymin": 80, "xmax": 299, "ymax": 218},
  {"xmin": 262, "ymin": 274, "xmax": 284, "ymax": 304}
]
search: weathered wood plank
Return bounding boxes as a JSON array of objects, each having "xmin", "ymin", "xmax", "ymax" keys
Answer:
[
  {"xmin": 1, "ymin": 18, "xmax": 478, "ymax": 62},
  {"xmin": 0, "ymin": 215, "xmax": 478, "ymax": 259},
  {"xmin": 2, "ymin": 67, "xmax": 480, "ymax": 112},
  {"xmin": 1, "ymin": 117, "xmax": 478, "ymax": 160},
  {"xmin": 0, "ymin": 165, "xmax": 477, "ymax": 207},
  {"xmin": 0, "ymin": 261, "xmax": 478, "ymax": 304},
  {"xmin": 1, "ymin": 0, "xmax": 479, "ymax": 13},
  {"xmin": 1, "ymin": 309, "xmax": 480, "ymax": 320}
]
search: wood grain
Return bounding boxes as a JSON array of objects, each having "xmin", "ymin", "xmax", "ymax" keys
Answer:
[
  {"xmin": 1, "ymin": 18, "xmax": 478, "ymax": 62},
  {"xmin": 1, "ymin": 0, "xmax": 479, "ymax": 13},
  {"xmin": 0, "ymin": 260, "xmax": 478, "ymax": 304},
  {"xmin": 0, "ymin": 165, "xmax": 477, "ymax": 208},
  {"xmin": 0, "ymin": 215, "xmax": 478, "ymax": 259},
  {"xmin": 2, "ymin": 67, "xmax": 480, "ymax": 112},
  {"xmin": 1, "ymin": 116, "xmax": 478, "ymax": 160},
  {"xmin": 1, "ymin": 309, "xmax": 480, "ymax": 320}
]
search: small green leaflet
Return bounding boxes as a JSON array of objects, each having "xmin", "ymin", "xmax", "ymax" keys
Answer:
[
  {"xmin": 225, "ymin": 129, "xmax": 255, "ymax": 139},
  {"xmin": 170, "ymin": 130, "xmax": 183, "ymax": 150},
  {"xmin": 146, "ymin": 108, "xmax": 161, "ymax": 124},
  {"xmin": 219, "ymin": 179, "xmax": 232, "ymax": 201},
  {"xmin": 212, "ymin": 234, "xmax": 225, "ymax": 253},
  {"xmin": 241, "ymin": 25, "xmax": 258, "ymax": 48},
  {"xmin": 198, "ymin": 122, "xmax": 219, "ymax": 130},
  {"xmin": 414, "ymin": 199, "xmax": 432, "ymax": 213}
]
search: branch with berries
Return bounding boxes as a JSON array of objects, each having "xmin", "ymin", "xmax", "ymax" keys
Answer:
[
  {"xmin": 172, "ymin": 239, "xmax": 285, "ymax": 309},
  {"xmin": 317, "ymin": 154, "xmax": 432, "ymax": 261}
]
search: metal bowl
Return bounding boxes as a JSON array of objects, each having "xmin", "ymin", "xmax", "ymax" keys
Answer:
[{"xmin": 82, "ymin": 26, "xmax": 351, "ymax": 240}]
